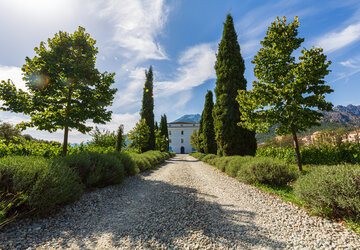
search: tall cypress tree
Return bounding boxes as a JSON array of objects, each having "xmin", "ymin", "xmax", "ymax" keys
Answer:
[
  {"xmin": 202, "ymin": 91, "xmax": 217, "ymax": 154},
  {"xmin": 213, "ymin": 14, "xmax": 257, "ymax": 156},
  {"xmin": 159, "ymin": 114, "xmax": 169, "ymax": 151},
  {"xmin": 198, "ymin": 110, "xmax": 204, "ymax": 153},
  {"xmin": 140, "ymin": 66, "xmax": 155, "ymax": 152}
]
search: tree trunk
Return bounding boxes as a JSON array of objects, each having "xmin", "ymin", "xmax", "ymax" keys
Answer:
[
  {"xmin": 291, "ymin": 123, "xmax": 303, "ymax": 172},
  {"xmin": 62, "ymin": 125, "xmax": 69, "ymax": 157},
  {"xmin": 62, "ymin": 88, "xmax": 72, "ymax": 157}
]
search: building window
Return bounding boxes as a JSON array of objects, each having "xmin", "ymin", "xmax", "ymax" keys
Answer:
[
  {"xmin": 169, "ymin": 131, "xmax": 171, "ymax": 135},
  {"xmin": 181, "ymin": 138, "xmax": 184, "ymax": 143},
  {"xmin": 181, "ymin": 130, "xmax": 184, "ymax": 135},
  {"xmin": 180, "ymin": 124, "xmax": 183, "ymax": 127},
  {"xmin": 169, "ymin": 139, "xmax": 172, "ymax": 143},
  {"xmin": 193, "ymin": 124, "xmax": 195, "ymax": 127}
]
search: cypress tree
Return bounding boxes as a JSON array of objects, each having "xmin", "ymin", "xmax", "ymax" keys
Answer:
[
  {"xmin": 198, "ymin": 110, "xmax": 204, "ymax": 153},
  {"xmin": 159, "ymin": 114, "xmax": 169, "ymax": 151},
  {"xmin": 116, "ymin": 124, "xmax": 124, "ymax": 152},
  {"xmin": 202, "ymin": 91, "xmax": 217, "ymax": 154},
  {"xmin": 140, "ymin": 66, "xmax": 155, "ymax": 152},
  {"xmin": 213, "ymin": 14, "xmax": 257, "ymax": 156}
]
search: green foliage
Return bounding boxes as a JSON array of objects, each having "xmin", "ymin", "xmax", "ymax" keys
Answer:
[
  {"xmin": 294, "ymin": 164, "xmax": 360, "ymax": 221},
  {"xmin": 0, "ymin": 156, "xmax": 83, "ymax": 220},
  {"xmin": 257, "ymin": 143, "xmax": 360, "ymax": 165},
  {"xmin": 190, "ymin": 130, "xmax": 201, "ymax": 152},
  {"xmin": 237, "ymin": 16, "xmax": 333, "ymax": 170},
  {"xmin": 0, "ymin": 26, "xmax": 117, "ymax": 156},
  {"xmin": 59, "ymin": 152, "xmax": 125, "ymax": 188},
  {"xmin": 201, "ymin": 91, "xmax": 217, "ymax": 154},
  {"xmin": 155, "ymin": 130, "xmax": 168, "ymax": 152},
  {"xmin": 0, "ymin": 139, "xmax": 116, "ymax": 158},
  {"xmin": 129, "ymin": 151, "xmax": 173, "ymax": 172},
  {"xmin": 213, "ymin": 14, "xmax": 257, "ymax": 156},
  {"xmin": 0, "ymin": 122, "xmax": 21, "ymax": 145},
  {"xmin": 225, "ymin": 156, "xmax": 254, "ymax": 177},
  {"xmin": 237, "ymin": 157, "xmax": 298, "ymax": 186},
  {"xmin": 128, "ymin": 119, "xmax": 151, "ymax": 153},
  {"xmin": 253, "ymin": 183, "xmax": 303, "ymax": 207},
  {"xmin": 140, "ymin": 66, "xmax": 155, "ymax": 151},
  {"xmin": 159, "ymin": 114, "xmax": 169, "ymax": 151},
  {"xmin": 201, "ymin": 154, "xmax": 218, "ymax": 165},
  {"xmin": 90, "ymin": 126, "xmax": 117, "ymax": 148},
  {"xmin": 189, "ymin": 152, "xmax": 207, "ymax": 160},
  {"xmin": 116, "ymin": 124, "xmax": 124, "ymax": 152}
]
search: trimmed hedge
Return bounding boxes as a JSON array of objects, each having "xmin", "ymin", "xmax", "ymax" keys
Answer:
[
  {"xmin": 1, "ymin": 150, "xmax": 175, "ymax": 227},
  {"xmin": 59, "ymin": 152, "xmax": 125, "ymax": 188},
  {"xmin": 294, "ymin": 164, "xmax": 360, "ymax": 220},
  {"xmin": 0, "ymin": 156, "xmax": 83, "ymax": 219}
]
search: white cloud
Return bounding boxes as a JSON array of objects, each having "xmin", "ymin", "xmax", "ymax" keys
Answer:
[
  {"xmin": 340, "ymin": 58, "xmax": 360, "ymax": 69},
  {"xmin": 155, "ymin": 43, "xmax": 216, "ymax": 98},
  {"xmin": 95, "ymin": 0, "xmax": 169, "ymax": 62},
  {"xmin": 0, "ymin": 65, "xmax": 27, "ymax": 91},
  {"xmin": 113, "ymin": 67, "xmax": 147, "ymax": 109},
  {"xmin": 316, "ymin": 22, "xmax": 360, "ymax": 53}
]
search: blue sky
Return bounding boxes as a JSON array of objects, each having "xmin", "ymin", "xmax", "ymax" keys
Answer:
[{"xmin": 0, "ymin": 0, "xmax": 360, "ymax": 143}]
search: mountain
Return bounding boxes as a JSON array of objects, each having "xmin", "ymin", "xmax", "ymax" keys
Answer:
[
  {"xmin": 256, "ymin": 105, "xmax": 360, "ymax": 143},
  {"xmin": 172, "ymin": 114, "xmax": 201, "ymax": 123},
  {"xmin": 320, "ymin": 104, "xmax": 360, "ymax": 125}
]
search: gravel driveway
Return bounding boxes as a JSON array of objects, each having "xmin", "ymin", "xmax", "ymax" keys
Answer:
[{"xmin": 1, "ymin": 154, "xmax": 360, "ymax": 249}]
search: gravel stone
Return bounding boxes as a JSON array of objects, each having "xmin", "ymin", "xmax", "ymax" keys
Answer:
[{"xmin": 1, "ymin": 154, "xmax": 360, "ymax": 249}]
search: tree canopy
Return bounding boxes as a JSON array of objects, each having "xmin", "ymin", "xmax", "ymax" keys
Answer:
[
  {"xmin": 0, "ymin": 26, "xmax": 117, "ymax": 156},
  {"xmin": 237, "ymin": 16, "xmax": 333, "ymax": 171}
]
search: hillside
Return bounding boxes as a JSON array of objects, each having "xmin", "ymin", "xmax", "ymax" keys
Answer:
[
  {"xmin": 256, "ymin": 105, "xmax": 360, "ymax": 143},
  {"xmin": 172, "ymin": 114, "xmax": 201, "ymax": 123}
]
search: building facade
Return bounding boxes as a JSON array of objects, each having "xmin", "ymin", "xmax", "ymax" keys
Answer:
[{"xmin": 168, "ymin": 122, "xmax": 199, "ymax": 154}]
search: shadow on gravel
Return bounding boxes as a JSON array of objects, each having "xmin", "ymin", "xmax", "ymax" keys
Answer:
[{"xmin": 0, "ymin": 176, "xmax": 286, "ymax": 249}]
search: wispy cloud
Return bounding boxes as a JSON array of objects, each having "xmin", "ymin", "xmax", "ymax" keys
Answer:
[
  {"xmin": 155, "ymin": 43, "xmax": 216, "ymax": 98},
  {"xmin": 94, "ymin": 0, "xmax": 169, "ymax": 63},
  {"xmin": 316, "ymin": 22, "xmax": 360, "ymax": 53}
]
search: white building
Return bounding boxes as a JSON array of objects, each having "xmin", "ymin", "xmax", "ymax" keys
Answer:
[{"xmin": 168, "ymin": 122, "xmax": 199, "ymax": 154}]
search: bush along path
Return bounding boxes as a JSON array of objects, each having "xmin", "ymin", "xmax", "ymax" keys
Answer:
[
  {"xmin": 1, "ymin": 154, "xmax": 360, "ymax": 249},
  {"xmin": 0, "ymin": 151, "xmax": 175, "ymax": 228}
]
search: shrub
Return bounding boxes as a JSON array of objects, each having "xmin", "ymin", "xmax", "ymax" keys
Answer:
[
  {"xmin": 237, "ymin": 157, "xmax": 298, "ymax": 186},
  {"xmin": 202, "ymin": 154, "xmax": 217, "ymax": 165},
  {"xmin": 129, "ymin": 153, "xmax": 152, "ymax": 172},
  {"xmin": 294, "ymin": 164, "xmax": 360, "ymax": 220},
  {"xmin": 60, "ymin": 152, "xmax": 125, "ymax": 188},
  {"xmin": 189, "ymin": 152, "xmax": 207, "ymax": 160},
  {"xmin": 224, "ymin": 156, "xmax": 254, "ymax": 177},
  {"xmin": 0, "ymin": 156, "xmax": 83, "ymax": 220},
  {"xmin": 107, "ymin": 152, "xmax": 139, "ymax": 176}
]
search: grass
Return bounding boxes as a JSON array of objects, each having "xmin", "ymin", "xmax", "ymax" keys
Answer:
[{"xmin": 253, "ymin": 183, "xmax": 304, "ymax": 207}]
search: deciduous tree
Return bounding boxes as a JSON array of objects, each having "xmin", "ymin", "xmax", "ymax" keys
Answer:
[
  {"xmin": 237, "ymin": 17, "xmax": 333, "ymax": 171},
  {"xmin": 128, "ymin": 119, "xmax": 150, "ymax": 153},
  {"xmin": 0, "ymin": 27, "xmax": 117, "ymax": 156}
]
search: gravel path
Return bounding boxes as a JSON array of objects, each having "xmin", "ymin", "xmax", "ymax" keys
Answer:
[{"xmin": 1, "ymin": 154, "xmax": 360, "ymax": 249}]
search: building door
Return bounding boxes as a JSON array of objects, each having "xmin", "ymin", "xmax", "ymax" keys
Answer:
[{"xmin": 180, "ymin": 146, "xmax": 185, "ymax": 154}]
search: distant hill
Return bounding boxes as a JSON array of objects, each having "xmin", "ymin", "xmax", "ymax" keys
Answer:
[
  {"xmin": 172, "ymin": 114, "xmax": 201, "ymax": 123},
  {"xmin": 256, "ymin": 105, "xmax": 360, "ymax": 143},
  {"xmin": 320, "ymin": 104, "xmax": 360, "ymax": 125}
]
